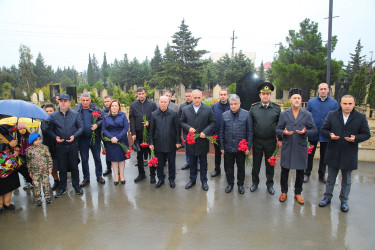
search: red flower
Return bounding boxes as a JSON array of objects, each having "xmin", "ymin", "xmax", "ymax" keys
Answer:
[
  {"xmin": 125, "ymin": 148, "xmax": 133, "ymax": 159},
  {"xmin": 237, "ymin": 139, "xmax": 248, "ymax": 151},
  {"xmin": 307, "ymin": 142, "xmax": 315, "ymax": 154},
  {"xmin": 186, "ymin": 132, "xmax": 198, "ymax": 145},
  {"xmin": 148, "ymin": 157, "xmax": 158, "ymax": 167},
  {"xmin": 181, "ymin": 139, "xmax": 186, "ymax": 144},
  {"xmin": 102, "ymin": 149, "xmax": 107, "ymax": 155},
  {"xmin": 140, "ymin": 143, "xmax": 150, "ymax": 148},
  {"xmin": 91, "ymin": 111, "xmax": 101, "ymax": 118},
  {"xmin": 12, "ymin": 126, "xmax": 17, "ymax": 131},
  {"xmin": 267, "ymin": 146, "xmax": 279, "ymax": 167}
]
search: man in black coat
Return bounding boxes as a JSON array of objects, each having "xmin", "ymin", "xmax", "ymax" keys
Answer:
[
  {"xmin": 178, "ymin": 90, "xmax": 192, "ymax": 170},
  {"xmin": 102, "ymin": 95, "xmax": 112, "ymax": 176},
  {"xmin": 180, "ymin": 89, "xmax": 216, "ymax": 191},
  {"xmin": 129, "ymin": 87, "xmax": 158, "ymax": 183},
  {"xmin": 149, "ymin": 96, "xmax": 181, "ymax": 188},
  {"xmin": 319, "ymin": 95, "xmax": 371, "ymax": 212}
]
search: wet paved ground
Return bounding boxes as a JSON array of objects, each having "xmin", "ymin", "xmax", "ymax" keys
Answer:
[{"xmin": 1, "ymin": 152, "xmax": 375, "ymax": 249}]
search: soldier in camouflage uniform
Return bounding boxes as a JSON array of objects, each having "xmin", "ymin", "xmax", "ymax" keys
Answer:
[{"xmin": 26, "ymin": 132, "xmax": 53, "ymax": 206}]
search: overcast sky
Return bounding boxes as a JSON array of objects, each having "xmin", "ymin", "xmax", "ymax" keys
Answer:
[{"xmin": 0, "ymin": 0, "xmax": 374, "ymax": 72}]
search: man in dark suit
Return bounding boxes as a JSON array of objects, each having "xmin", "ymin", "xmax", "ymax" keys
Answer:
[
  {"xmin": 180, "ymin": 89, "xmax": 216, "ymax": 191},
  {"xmin": 319, "ymin": 95, "xmax": 370, "ymax": 212}
]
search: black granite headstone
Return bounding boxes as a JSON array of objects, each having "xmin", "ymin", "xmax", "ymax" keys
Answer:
[
  {"xmin": 50, "ymin": 85, "xmax": 60, "ymax": 104},
  {"xmin": 66, "ymin": 86, "xmax": 77, "ymax": 103},
  {"xmin": 11, "ymin": 89, "xmax": 16, "ymax": 99},
  {"xmin": 301, "ymin": 86, "xmax": 311, "ymax": 102},
  {"xmin": 334, "ymin": 82, "xmax": 350, "ymax": 102},
  {"xmin": 236, "ymin": 71, "xmax": 263, "ymax": 110}
]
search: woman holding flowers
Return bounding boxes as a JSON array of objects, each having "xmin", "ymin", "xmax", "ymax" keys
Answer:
[{"xmin": 102, "ymin": 100, "xmax": 129, "ymax": 185}]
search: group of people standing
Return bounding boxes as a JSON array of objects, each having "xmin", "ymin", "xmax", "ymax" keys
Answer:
[{"xmin": 0, "ymin": 82, "xmax": 371, "ymax": 214}]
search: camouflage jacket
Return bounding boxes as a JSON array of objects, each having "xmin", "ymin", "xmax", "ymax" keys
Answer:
[{"xmin": 25, "ymin": 144, "xmax": 52, "ymax": 175}]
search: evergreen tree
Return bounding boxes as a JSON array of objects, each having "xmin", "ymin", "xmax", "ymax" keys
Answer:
[
  {"xmin": 215, "ymin": 54, "xmax": 231, "ymax": 85},
  {"xmin": 345, "ymin": 39, "xmax": 366, "ymax": 84},
  {"xmin": 349, "ymin": 65, "xmax": 367, "ymax": 104},
  {"xmin": 18, "ymin": 44, "xmax": 36, "ymax": 94},
  {"xmin": 224, "ymin": 51, "xmax": 255, "ymax": 85},
  {"xmin": 101, "ymin": 52, "xmax": 109, "ymax": 84},
  {"xmin": 34, "ymin": 52, "xmax": 47, "ymax": 88},
  {"xmin": 87, "ymin": 54, "xmax": 95, "ymax": 85},
  {"xmin": 201, "ymin": 59, "xmax": 218, "ymax": 89},
  {"xmin": 259, "ymin": 61, "xmax": 265, "ymax": 81},
  {"xmin": 92, "ymin": 54, "xmax": 101, "ymax": 83},
  {"xmin": 55, "ymin": 67, "xmax": 63, "ymax": 83},
  {"xmin": 271, "ymin": 18, "xmax": 342, "ymax": 90},
  {"xmin": 170, "ymin": 19, "xmax": 208, "ymax": 87},
  {"xmin": 150, "ymin": 45, "xmax": 163, "ymax": 75},
  {"xmin": 367, "ymin": 72, "xmax": 375, "ymax": 108}
]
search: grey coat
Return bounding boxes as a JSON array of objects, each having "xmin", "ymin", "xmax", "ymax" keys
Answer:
[{"xmin": 275, "ymin": 108, "xmax": 317, "ymax": 170}]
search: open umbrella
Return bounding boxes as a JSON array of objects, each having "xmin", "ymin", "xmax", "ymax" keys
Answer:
[
  {"xmin": 0, "ymin": 117, "xmax": 40, "ymax": 128},
  {"xmin": 0, "ymin": 100, "xmax": 50, "ymax": 120}
]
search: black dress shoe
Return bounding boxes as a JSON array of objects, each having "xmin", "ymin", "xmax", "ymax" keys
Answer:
[
  {"xmin": 202, "ymin": 182, "xmax": 209, "ymax": 191},
  {"xmin": 54, "ymin": 188, "xmax": 66, "ymax": 198},
  {"xmin": 155, "ymin": 180, "xmax": 164, "ymax": 188},
  {"xmin": 238, "ymin": 185, "xmax": 245, "ymax": 194},
  {"xmin": 185, "ymin": 181, "xmax": 196, "ymax": 189},
  {"xmin": 74, "ymin": 187, "xmax": 83, "ymax": 195},
  {"xmin": 181, "ymin": 164, "xmax": 190, "ymax": 170},
  {"xmin": 97, "ymin": 177, "xmax": 105, "ymax": 184},
  {"xmin": 45, "ymin": 198, "xmax": 52, "ymax": 204},
  {"xmin": 134, "ymin": 175, "xmax": 146, "ymax": 183},
  {"xmin": 267, "ymin": 186, "xmax": 275, "ymax": 195},
  {"xmin": 120, "ymin": 180, "xmax": 126, "ymax": 185},
  {"xmin": 250, "ymin": 184, "xmax": 258, "ymax": 192},
  {"xmin": 150, "ymin": 176, "xmax": 156, "ymax": 184},
  {"xmin": 211, "ymin": 171, "xmax": 221, "ymax": 177},
  {"xmin": 170, "ymin": 180, "xmax": 176, "ymax": 188},
  {"xmin": 319, "ymin": 197, "xmax": 331, "ymax": 207},
  {"xmin": 51, "ymin": 180, "xmax": 60, "ymax": 190},
  {"xmin": 225, "ymin": 184, "xmax": 233, "ymax": 193},
  {"xmin": 79, "ymin": 179, "xmax": 90, "ymax": 187},
  {"xmin": 3, "ymin": 203, "xmax": 15, "ymax": 210},
  {"xmin": 132, "ymin": 141, "xmax": 141, "ymax": 152},
  {"xmin": 341, "ymin": 202, "xmax": 349, "ymax": 212},
  {"xmin": 35, "ymin": 200, "xmax": 42, "ymax": 207},
  {"xmin": 114, "ymin": 181, "xmax": 119, "ymax": 185},
  {"xmin": 103, "ymin": 169, "xmax": 112, "ymax": 176}
]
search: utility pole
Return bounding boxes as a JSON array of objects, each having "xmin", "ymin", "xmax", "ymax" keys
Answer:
[
  {"xmin": 231, "ymin": 30, "xmax": 237, "ymax": 59},
  {"xmin": 326, "ymin": 0, "xmax": 333, "ymax": 88}
]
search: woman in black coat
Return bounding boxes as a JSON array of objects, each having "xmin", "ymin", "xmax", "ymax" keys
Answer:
[{"xmin": 102, "ymin": 100, "xmax": 129, "ymax": 185}]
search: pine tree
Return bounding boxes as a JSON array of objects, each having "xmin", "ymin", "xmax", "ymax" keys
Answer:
[
  {"xmin": 92, "ymin": 54, "xmax": 101, "ymax": 83},
  {"xmin": 259, "ymin": 61, "xmax": 265, "ymax": 81},
  {"xmin": 101, "ymin": 52, "xmax": 109, "ymax": 84},
  {"xmin": 87, "ymin": 54, "xmax": 95, "ymax": 85},
  {"xmin": 150, "ymin": 46, "xmax": 163, "ymax": 75},
  {"xmin": 34, "ymin": 52, "xmax": 47, "ymax": 88},
  {"xmin": 349, "ymin": 65, "xmax": 367, "ymax": 104},
  {"xmin": 367, "ymin": 72, "xmax": 375, "ymax": 108},
  {"xmin": 345, "ymin": 39, "xmax": 366, "ymax": 85}
]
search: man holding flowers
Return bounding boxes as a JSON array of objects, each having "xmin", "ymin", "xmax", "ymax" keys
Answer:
[
  {"xmin": 249, "ymin": 82, "xmax": 281, "ymax": 195},
  {"xmin": 180, "ymin": 89, "xmax": 215, "ymax": 191},
  {"xmin": 220, "ymin": 94, "xmax": 253, "ymax": 194},
  {"xmin": 75, "ymin": 93, "xmax": 105, "ymax": 187}
]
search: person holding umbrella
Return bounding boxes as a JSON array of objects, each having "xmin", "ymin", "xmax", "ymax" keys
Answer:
[{"xmin": 48, "ymin": 94, "xmax": 84, "ymax": 198}]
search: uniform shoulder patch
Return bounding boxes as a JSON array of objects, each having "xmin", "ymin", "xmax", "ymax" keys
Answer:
[{"xmin": 252, "ymin": 102, "xmax": 259, "ymax": 106}]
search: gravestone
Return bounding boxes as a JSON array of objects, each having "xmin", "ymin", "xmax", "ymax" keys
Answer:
[
  {"xmin": 66, "ymin": 86, "xmax": 77, "ymax": 103},
  {"xmin": 301, "ymin": 86, "xmax": 311, "ymax": 102},
  {"xmin": 334, "ymin": 82, "xmax": 349, "ymax": 102},
  {"xmin": 213, "ymin": 84, "xmax": 221, "ymax": 101},
  {"xmin": 236, "ymin": 71, "xmax": 263, "ymax": 110},
  {"xmin": 49, "ymin": 85, "xmax": 60, "ymax": 104},
  {"xmin": 31, "ymin": 93, "xmax": 38, "ymax": 104},
  {"xmin": 38, "ymin": 90, "xmax": 44, "ymax": 102}
]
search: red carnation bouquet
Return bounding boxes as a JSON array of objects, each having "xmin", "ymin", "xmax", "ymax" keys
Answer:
[
  {"xmin": 90, "ymin": 111, "xmax": 101, "ymax": 144},
  {"xmin": 238, "ymin": 139, "xmax": 251, "ymax": 167},
  {"xmin": 267, "ymin": 146, "xmax": 279, "ymax": 167},
  {"xmin": 148, "ymin": 148, "xmax": 158, "ymax": 167},
  {"xmin": 140, "ymin": 115, "xmax": 149, "ymax": 148},
  {"xmin": 307, "ymin": 141, "xmax": 314, "ymax": 154},
  {"xmin": 103, "ymin": 137, "xmax": 131, "ymax": 157},
  {"xmin": 206, "ymin": 135, "xmax": 218, "ymax": 145},
  {"xmin": 186, "ymin": 132, "xmax": 199, "ymax": 145}
]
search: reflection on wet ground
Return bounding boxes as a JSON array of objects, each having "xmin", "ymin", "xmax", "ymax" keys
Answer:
[{"xmin": 1, "ymin": 154, "xmax": 375, "ymax": 249}]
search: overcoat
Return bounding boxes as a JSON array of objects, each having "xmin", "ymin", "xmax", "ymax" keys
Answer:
[
  {"xmin": 179, "ymin": 103, "xmax": 216, "ymax": 156},
  {"xmin": 275, "ymin": 108, "xmax": 317, "ymax": 170},
  {"xmin": 321, "ymin": 108, "xmax": 370, "ymax": 171},
  {"xmin": 149, "ymin": 108, "xmax": 180, "ymax": 153}
]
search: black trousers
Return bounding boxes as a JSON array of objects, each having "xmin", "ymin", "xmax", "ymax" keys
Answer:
[
  {"xmin": 156, "ymin": 151, "xmax": 176, "ymax": 181},
  {"xmin": 214, "ymin": 141, "xmax": 224, "ymax": 173},
  {"xmin": 305, "ymin": 141, "xmax": 328, "ymax": 178},
  {"xmin": 135, "ymin": 130, "xmax": 155, "ymax": 177},
  {"xmin": 56, "ymin": 142, "xmax": 80, "ymax": 189},
  {"xmin": 252, "ymin": 138, "xmax": 276, "ymax": 187},
  {"xmin": 280, "ymin": 167, "xmax": 304, "ymax": 195},
  {"xmin": 224, "ymin": 151, "xmax": 245, "ymax": 186}
]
